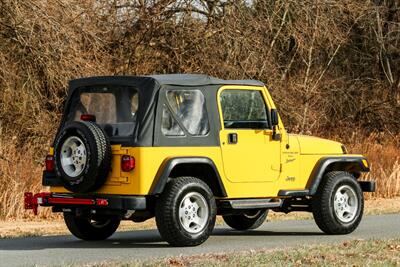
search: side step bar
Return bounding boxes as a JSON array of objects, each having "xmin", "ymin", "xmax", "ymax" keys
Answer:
[{"xmin": 219, "ymin": 198, "xmax": 282, "ymax": 210}]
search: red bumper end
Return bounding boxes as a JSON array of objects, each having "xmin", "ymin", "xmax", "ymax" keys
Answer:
[{"xmin": 24, "ymin": 192, "xmax": 51, "ymax": 215}]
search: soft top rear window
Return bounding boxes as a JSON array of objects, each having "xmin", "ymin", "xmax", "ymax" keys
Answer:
[{"xmin": 66, "ymin": 86, "xmax": 138, "ymax": 138}]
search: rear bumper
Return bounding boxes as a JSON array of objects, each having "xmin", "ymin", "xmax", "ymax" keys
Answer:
[
  {"xmin": 358, "ymin": 181, "xmax": 376, "ymax": 192},
  {"xmin": 24, "ymin": 192, "xmax": 146, "ymax": 215}
]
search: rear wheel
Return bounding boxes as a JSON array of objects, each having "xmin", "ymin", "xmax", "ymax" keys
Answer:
[
  {"xmin": 223, "ymin": 209, "xmax": 268, "ymax": 230},
  {"xmin": 64, "ymin": 212, "xmax": 120, "ymax": 241},
  {"xmin": 312, "ymin": 171, "xmax": 364, "ymax": 234},
  {"xmin": 155, "ymin": 177, "xmax": 217, "ymax": 247}
]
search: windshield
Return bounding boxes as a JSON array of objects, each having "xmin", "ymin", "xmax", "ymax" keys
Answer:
[{"xmin": 66, "ymin": 86, "xmax": 139, "ymax": 138}]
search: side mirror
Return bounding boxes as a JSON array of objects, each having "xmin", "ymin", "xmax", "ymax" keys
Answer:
[
  {"xmin": 271, "ymin": 109, "xmax": 279, "ymax": 126},
  {"xmin": 270, "ymin": 109, "xmax": 281, "ymax": 141}
]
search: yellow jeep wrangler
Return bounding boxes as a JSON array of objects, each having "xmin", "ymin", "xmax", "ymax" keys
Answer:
[{"xmin": 25, "ymin": 74, "xmax": 375, "ymax": 246}]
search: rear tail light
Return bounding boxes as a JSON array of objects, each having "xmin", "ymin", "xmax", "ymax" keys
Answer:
[
  {"xmin": 45, "ymin": 155, "xmax": 55, "ymax": 172},
  {"xmin": 121, "ymin": 155, "xmax": 135, "ymax": 172},
  {"xmin": 80, "ymin": 114, "xmax": 96, "ymax": 122}
]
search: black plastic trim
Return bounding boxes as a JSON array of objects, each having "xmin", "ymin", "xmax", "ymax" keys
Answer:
[
  {"xmin": 307, "ymin": 156, "xmax": 370, "ymax": 195},
  {"xmin": 278, "ymin": 189, "xmax": 310, "ymax": 197},
  {"xmin": 42, "ymin": 171, "xmax": 62, "ymax": 186},
  {"xmin": 150, "ymin": 157, "xmax": 227, "ymax": 197},
  {"xmin": 358, "ymin": 181, "xmax": 376, "ymax": 192}
]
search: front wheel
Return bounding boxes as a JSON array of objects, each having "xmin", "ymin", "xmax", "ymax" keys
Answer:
[
  {"xmin": 64, "ymin": 212, "xmax": 120, "ymax": 241},
  {"xmin": 312, "ymin": 171, "xmax": 364, "ymax": 234},
  {"xmin": 223, "ymin": 209, "xmax": 268, "ymax": 230},
  {"xmin": 155, "ymin": 177, "xmax": 217, "ymax": 247}
]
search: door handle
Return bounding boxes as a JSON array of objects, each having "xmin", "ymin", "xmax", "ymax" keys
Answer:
[{"xmin": 228, "ymin": 133, "xmax": 238, "ymax": 144}]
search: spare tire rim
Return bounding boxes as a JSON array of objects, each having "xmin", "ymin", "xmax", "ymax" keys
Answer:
[
  {"xmin": 333, "ymin": 185, "xmax": 359, "ymax": 223},
  {"xmin": 178, "ymin": 192, "xmax": 209, "ymax": 234},
  {"xmin": 60, "ymin": 136, "xmax": 87, "ymax": 178}
]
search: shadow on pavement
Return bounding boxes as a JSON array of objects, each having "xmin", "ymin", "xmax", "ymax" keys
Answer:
[
  {"xmin": 0, "ymin": 227, "xmax": 322, "ymax": 251},
  {"xmin": 212, "ymin": 228, "xmax": 323, "ymax": 237},
  {"xmin": 0, "ymin": 229, "xmax": 167, "ymax": 250}
]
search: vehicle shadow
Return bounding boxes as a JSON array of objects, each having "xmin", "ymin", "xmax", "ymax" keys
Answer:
[
  {"xmin": 0, "ymin": 228, "xmax": 323, "ymax": 251},
  {"xmin": 212, "ymin": 228, "xmax": 324, "ymax": 237},
  {"xmin": 0, "ymin": 229, "xmax": 166, "ymax": 251}
]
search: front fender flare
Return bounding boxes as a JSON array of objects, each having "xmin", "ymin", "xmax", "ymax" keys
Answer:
[{"xmin": 307, "ymin": 156, "xmax": 370, "ymax": 195}]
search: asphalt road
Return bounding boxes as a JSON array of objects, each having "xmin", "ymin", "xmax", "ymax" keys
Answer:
[{"xmin": 1, "ymin": 214, "xmax": 399, "ymax": 267}]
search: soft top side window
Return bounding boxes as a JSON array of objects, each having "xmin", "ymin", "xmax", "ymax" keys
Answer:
[
  {"xmin": 162, "ymin": 90, "xmax": 210, "ymax": 136},
  {"xmin": 161, "ymin": 105, "xmax": 185, "ymax": 136},
  {"xmin": 220, "ymin": 89, "xmax": 269, "ymax": 129}
]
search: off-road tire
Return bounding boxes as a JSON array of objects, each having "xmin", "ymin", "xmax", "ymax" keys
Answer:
[
  {"xmin": 223, "ymin": 209, "xmax": 268, "ymax": 230},
  {"xmin": 312, "ymin": 171, "xmax": 364, "ymax": 234},
  {"xmin": 83, "ymin": 121, "xmax": 112, "ymax": 190},
  {"xmin": 53, "ymin": 121, "xmax": 111, "ymax": 193},
  {"xmin": 63, "ymin": 212, "xmax": 120, "ymax": 241},
  {"xmin": 155, "ymin": 177, "xmax": 217, "ymax": 247}
]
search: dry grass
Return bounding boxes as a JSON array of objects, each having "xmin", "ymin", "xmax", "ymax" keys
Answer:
[
  {"xmin": 1, "ymin": 197, "xmax": 399, "ymax": 239},
  {"xmin": 0, "ymin": 140, "xmax": 52, "ymax": 220},
  {"xmin": 155, "ymin": 239, "xmax": 400, "ymax": 266},
  {"xmin": 347, "ymin": 133, "xmax": 400, "ymax": 199},
  {"xmin": 75, "ymin": 238, "xmax": 400, "ymax": 266}
]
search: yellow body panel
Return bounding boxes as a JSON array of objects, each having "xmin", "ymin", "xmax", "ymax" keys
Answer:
[
  {"xmin": 51, "ymin": 85, "xmax": 365, "ymax": 199},
  {"xmin": 219, "ymin": 129, "xmax": 281, "ymax": 183}
]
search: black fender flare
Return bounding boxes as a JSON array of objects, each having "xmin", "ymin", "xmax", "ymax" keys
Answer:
[
  {"xmin": 149, "ymin": 157, "xmax": 227, "ymax": 197},
  {"xmin": 307, "ymin": 156, "xmax": 370, "ymax": 195}
]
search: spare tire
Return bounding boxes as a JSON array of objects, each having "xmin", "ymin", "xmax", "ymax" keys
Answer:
[{"xmin": 53, "ymin": 121, "xmax": 112, "ymax": 193}]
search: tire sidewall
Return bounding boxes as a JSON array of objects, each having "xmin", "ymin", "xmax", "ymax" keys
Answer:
[
  {"xmin": 314, "ymin": 172, "xmax": 365, "ymax": 234},
  {"xmin": 329, "ymin": 176, "xmax": 364, "ymax": 227},
  {"xmin": 173, "ymin": 181, "xmax": 216, "ymax": 241}
]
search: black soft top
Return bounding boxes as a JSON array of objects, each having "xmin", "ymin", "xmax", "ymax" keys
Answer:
[
  {"xmin": 69, "ymin": 74, "xmax": 264, "ymax": 94},
  {"xmin": 61, "ymin": 74, "xmax": 265, "ymax": 147},
  {"xmin": 147, "ymin": 74, "xmax": 264, "ymax": 87}
]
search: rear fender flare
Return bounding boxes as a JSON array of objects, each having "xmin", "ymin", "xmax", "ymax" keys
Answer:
[{"xmin": 149, "ymin": 157, "xmax": 227, "ymax": 197}]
